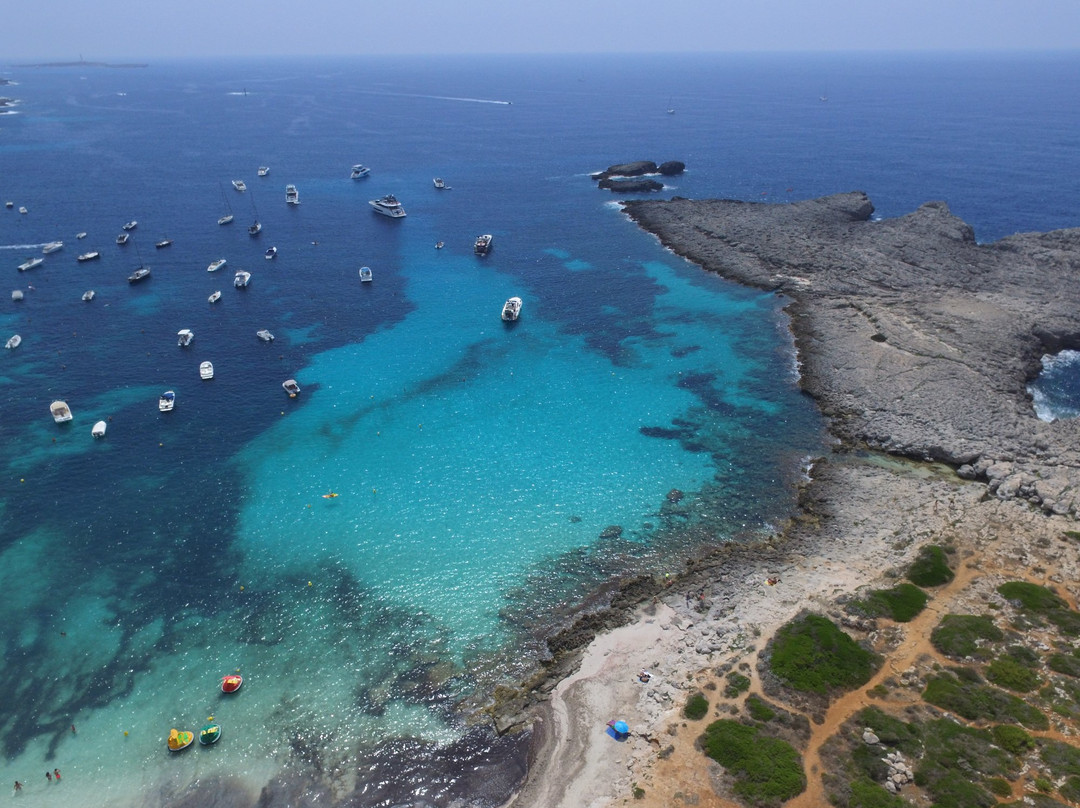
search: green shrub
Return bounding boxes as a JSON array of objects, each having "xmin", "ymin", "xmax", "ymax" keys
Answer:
[
  {"xmin": 907, "ymin": 545, "xmax": 954, "ymax": 587},
  {"xmin": 930, "ymin": 614, "xmax": 1003, "ymax": 658},
  {"xmin": 991, "ymin": 724, "xmax": 1034, "ymax": 755},
  {"xmin": 997, "ymin": 581, "xmax": 1066, "ymax": 612},
  {"xmin": 1004, "ymin": 644, "xmax": 1041, "ymax": 667},
  {"xmin": 700, "ymin": 720, "xmax": 806, "ymax": 804},
  {"xmin": 631, "ymin": 784, "xmax": 645, "ymax": 799},
  {"xmin": 1060, "ymin": 776, "xmax": 1080, "ymax": 802},
  {"xmin": 770, "ymin": 614, "xmax": 879, "ymax": 694},
  {"xmin": 746, "ymin": 695, "xmax": 775, "ymax": 722},
  {"xmin": 725, "ymin": 671, "xmax": 751, "ymax": 698},
  {"xmin": 1048, "ymin": 609, "xmax": 1080, "ymax": 637},
  {"xmin": 986, "ymin": 657, "xmax": 1041, "ymax": 692},
  {"xmin": 855, "ymin": 706, "xmax": 922, "ymax": 755},
  {"xmin": 1039, "ymin": 739, "xmax": 1080, "ymax": 778},
  {"xmin": 986, "ymin": 777, "xmax": 1013, "ymax": 797},
  {"xmin": 848, "ymin": 777, "xmax": 907, "ymax": 808},
  {"xmin": 684, "ymin": 692, "xmax": 709, "ymax": 721},
  {"xmin": 924, "ymin": 770, "xmax": 995, "ymax": 808},
  {"xmin": 1049, "ymin": 653, "xmax": 1080, "ymax": 678},
  {"xmin": 923, "ymin": 672, "xmax": 1049, "ymax": 729},
  {"xmin": 853, "ymin": 583, "xmax": 928, "ymax": 623}
]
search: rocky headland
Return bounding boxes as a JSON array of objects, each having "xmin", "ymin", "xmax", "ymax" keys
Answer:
[
  {"xmin": 625, "ymin": 191, "xmax": 1080, "ymax": 516},
  {"xmin": 499, "ymin": 192, "xmax": 1080, "ymax": 808}
]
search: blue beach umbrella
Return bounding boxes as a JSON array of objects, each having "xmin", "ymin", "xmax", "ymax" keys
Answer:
[{"xmin": 613, "ymin": 720, "xmax": 629, "ymax": 735}]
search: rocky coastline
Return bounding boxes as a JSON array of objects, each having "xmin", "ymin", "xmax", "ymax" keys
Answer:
[{"xmin": 495, "ymin": 192, "xmax": 1080, "ymax": 808}]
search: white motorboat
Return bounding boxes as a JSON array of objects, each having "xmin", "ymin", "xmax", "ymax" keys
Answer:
[
  {"xmin": 18, "ymin": 206, "xmax": 27, "ymax": 214},
  {"xmin": 218, "ymin": 212, "xmax": 234, "ymax": 225},
  {"xmin": 359, "ymin": 266, "xmax": 373, "ymax": 283},
  {"xmin": 265, "ymin": 247, "xmax": 277, "ymax": 259},
  {"xmin": 122, "ymin": 220, "xmax": 137, "ymax": 231},
  {"xmin": 177, "ymin": 328, "xmax": 194, "ymax": 347},
  {"xmin": 5, "ymin": 334, "xmax": 21, "ymax": 349},
  {"xmin": 474, "ymin": 234, "xmax": 493, "ymax": 255},
  {"xmin": 208, "ymin": 258, "xmax": 227, "ymax": 272},
  {"xmin": 208, "ymin": 290, "xmax": 222, "ymax": 303},
  {"xmin": 116, "ymin": 233, "xmax": 129, "ymax": 245},
  {"xmin": 128, "ymin": 267, "xmax": 150, "ymax": 283},
  {"xmin": 258, "ymin": 166, "xmax": 270, "ymax": 177},
  {"xmin": 92, "ymin": 420, "xmax": 107, "ymax": 437},
  {"xmin": 350, "ymin": 164, "xmax": 370, "ymax": 179},
  {"xmin": 234, "ymin": 270, "xmax": 251, "ymax": 288},
  {"xmin": 42, "ymin": 241, "xmax": 63, "ymax": 254},
  {"xmin": 11, "ymin": 290, "xmax": 23, "ymax": 301},
  {"xmin": 5, "ymin": 201, "xmax": 12, "ymax": 208},
  {"xmin": 76, "ymin": 231, "xmax": 87, "ymax": 239},
  {"xmin": 433, "ymin": 178, "xmax": 450, "ymax": 190},
  {"xmin": 369, "ymin": 194, "xmax": 406, "ymax": 218},
  {"xmin": 256, "ymin": 329, "xmax": 274, "ymax": 342},
  {"xmin": 200, "ymin": 361, "xmax": 214, "ymax": 380},
  {"xmin": 158, "ymin": 390, "xmax": 175, "ymax": 412},
  {"xmin": 232, "ymin": 179, "xmax": 246, "ymax": 192},
  {"xmin": 50, "ymin": 400, "xmax": 73, "ymax": 422},
  {"xmin": 282, "ymin": 379, "xmax": 300, "ymax": 397},
  {"xmin": 155, "ymin": 238, "xmax": 173, "ymax": 249},
  {"xmin": 285, "ymin": 184, "xmax": 299, "ymax": 205},
  {"xmin": 18, "ymin": 257, "xmax": 44, "ymax": 271},
  {"xmin": 77, "ymin": 251, "xmax": 100, "ymax": 262},
  {"xmin": 82, "ymin": 290, "xmax": 95, "ymax": 301},
  {"xmin": 501, "ymin": 296, "xmax": 522, "ymax": 322}
]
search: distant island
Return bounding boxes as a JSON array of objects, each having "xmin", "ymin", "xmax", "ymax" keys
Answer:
[{"xmin": 14, "ymin": 60, "xmax": 148, "ymax": 68}]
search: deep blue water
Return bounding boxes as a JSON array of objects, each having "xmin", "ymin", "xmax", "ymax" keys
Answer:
[{"xmin": 0, "ymin": 52, "xmax": 1078, "ymax": 806}]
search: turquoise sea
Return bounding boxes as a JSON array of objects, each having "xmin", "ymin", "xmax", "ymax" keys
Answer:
[{"xmin": 1, "ymin": 52, "xmax": 1078, "ymax": 806}]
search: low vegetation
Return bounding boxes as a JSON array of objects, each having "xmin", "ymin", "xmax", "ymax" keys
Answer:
[
  {"xmin": 770, "ymin": 614, "xmax": 879, "ymax": 694},
  {"xmin": 929, "ymin": 614, "xmax": 1003, "ymax": 658},
  {"xmin": 700, "ymin": 719, "xmax": 806, "ymax": 805},
  {"xmin": 922, "ymin": 669, "xmax": 1049, "ymax": 728},
  {"xmin": 906, "ymin": 544, "xmax": 954, "ymax": 587},
  {"xmin": 851, "ymin": 583, "xmax": 929, "ymax": 622},
  {"xmin": 683, "ymin": 691, "xmax": 709, "ymax": 721},
  {"xmin": 725, "ymin": 671, "xmax": 752, "ymax": 698},
  {"xmin": 807, "ymin": 573, "xmax": 1080, "ymax": 808}
]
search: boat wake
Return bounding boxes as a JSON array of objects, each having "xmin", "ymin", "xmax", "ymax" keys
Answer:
[
  {"xmin": 378, "ymin": 91, "xmax": 511, "ymax": 105},
  {"xmin": 0, "ymin": 243, "xmax": 47, "ymax": 250}
]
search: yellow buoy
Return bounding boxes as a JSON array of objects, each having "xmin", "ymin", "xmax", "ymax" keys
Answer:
[
  {"xmin": 123, "ymin": 731, "xmax": 129, "ymax": 736},
  {"xmin": 307, "ymin": 581, "xmax": 312, "ymax": 586}
]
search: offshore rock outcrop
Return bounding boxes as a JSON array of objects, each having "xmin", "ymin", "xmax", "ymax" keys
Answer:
[
  {"xmin": 597, "ymin": 177, "xmax": 663, "ymax": 193},
  {"xmin": 624, "ymin": 191, "xmax": 1080, "ymax": 517}
]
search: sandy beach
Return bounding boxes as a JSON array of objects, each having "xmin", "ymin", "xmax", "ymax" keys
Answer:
[{"xmin": 499, "ymin": 193, "xmax": 1080, "ymax": 807}]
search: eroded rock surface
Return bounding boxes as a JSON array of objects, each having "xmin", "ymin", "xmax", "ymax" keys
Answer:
[{"xmin": 625, "ymin": 191, "xmax": 1080, "ymax": 516}]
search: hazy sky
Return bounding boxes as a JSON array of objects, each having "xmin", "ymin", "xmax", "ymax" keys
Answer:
[{"xmin": 5, "ymin": 0, "xmax": 1080, "ymax": 61}]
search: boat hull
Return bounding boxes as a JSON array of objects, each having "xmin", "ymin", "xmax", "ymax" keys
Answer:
[{"xmin": 221, "ymin": 674, "xmax": 243, "ymax": 693}]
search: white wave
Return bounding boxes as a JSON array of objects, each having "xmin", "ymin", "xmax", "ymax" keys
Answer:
[
  {"xmin": 0, "ymin": 243, "xmax": 46, "ymax": 250},
  {"xmin": 1028, "ymin": 385, "xmax": 1060, "ymax": 422},
  {"xmin": 1039, "ymin": 348, "xmax": 1080, "ymax": 373}
]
